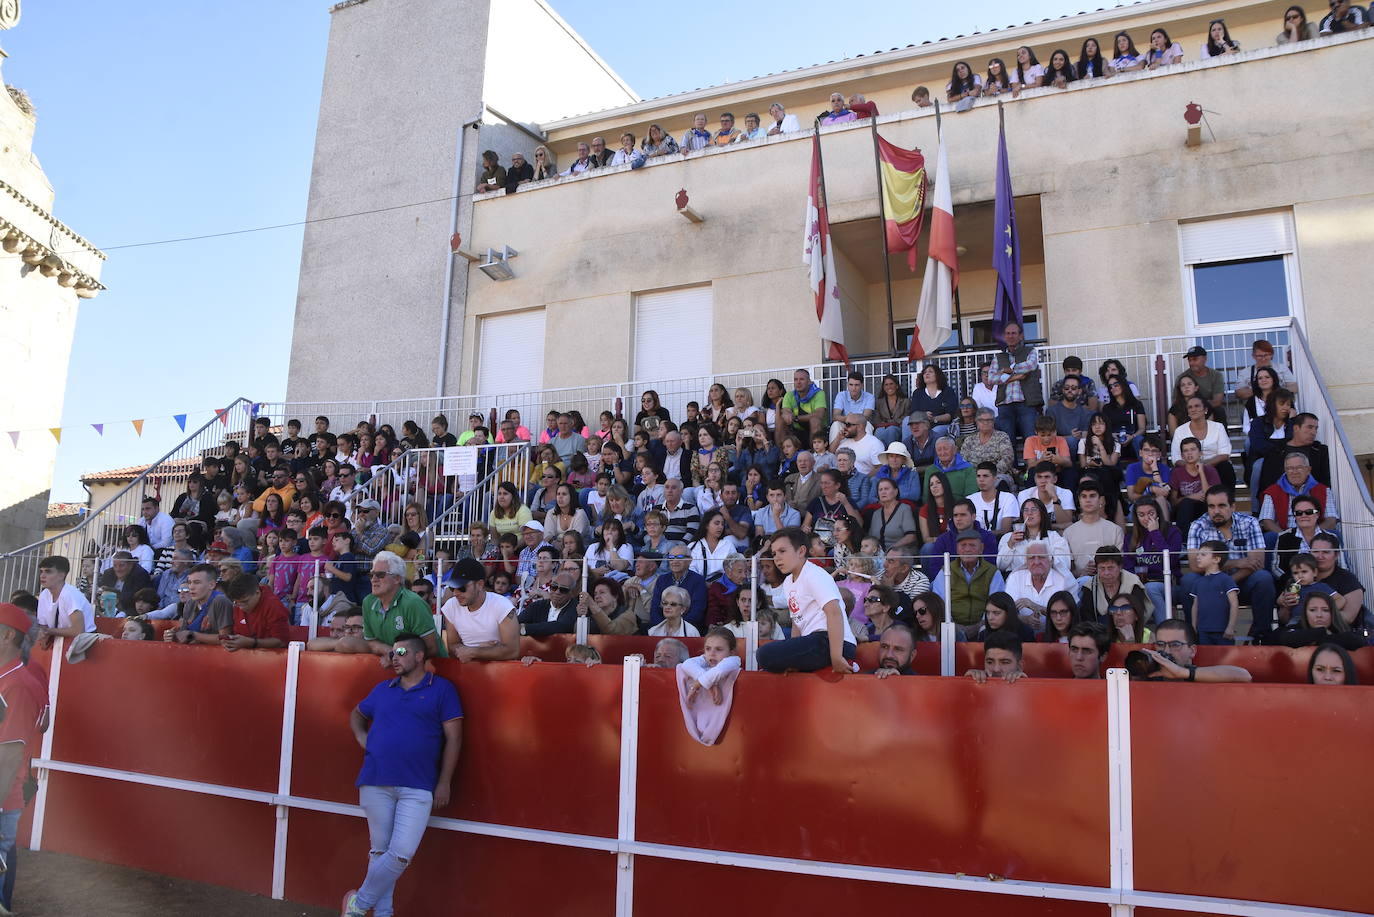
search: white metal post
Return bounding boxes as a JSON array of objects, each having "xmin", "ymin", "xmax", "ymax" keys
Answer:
[
  {"xmin": 615, "ymin": 655, "xmax": 642, "ymax": 917},
  {"xmin": 747, "ymin": 552, "xmax": 760, "ymax": 671},
  {"xmin": 311, "ymin": 559, "xmax": 321, "ymax": 621},
  {"xmin": 29, "ymin": 635, "xmax": 65, "ymax": 851},
  {"xmin": 940, "ymin": 552, "xmax": 956, "ymax": 676},
  {"xmin": 1162, "ymin": 549, "xmax": 1173, "ymax": 622},
  {"xmin": 272, "ymin": 642, "xmax": 303, "ymax": 899},
  {"xmin": 1106, "ymin": 667, "xmax": 1134, "ymax": 916}
]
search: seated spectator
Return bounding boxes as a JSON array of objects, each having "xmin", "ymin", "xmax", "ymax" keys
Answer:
[
  {"xmin": 924, "ymin": 436, "xmax": 976, "ymax": 499},
  {"xmin": 588, "ymin": 135, "xmax": 612, "ymax": 167},
  {"xmin": 306, "ymin": 610, "xmax": 369, "ymax": 653},
  {"xmin": 828, "ymin": 416, "xmax": 883, "ymax": 477},
  {"xmin": 960, "ymin": 411, "xmax": 1015, "ymax": 482},
  {"xmin": 155, "ymin": 548, "xmax": 196, "ymax": 610},
  {"xmin": 680, "ymin": 113, "xmax": 712, "ymax": 153},
  {"xmin": 171, "ymin": 474, "xmax": 217, "ymax": 529},
  {"xmin": 1247, "ymin": 389, "xmax": 1296, "ymax": 488},
  {"xmin": 1277, "ymin": 4, "xmax": 1320, "ymax": 41},
  {"xmin": 1105, "ymin": 589, "xmax": 1152, "ymax": 645},
  {"xmin": 1272, "ymin": 493, "xmax": 1337, "ymax": 583},
  {"xmin": 474, "ymin": 150, "xmax": 505, "ymax": 194},
  {"xmin": 1076, "ymin": 37, "xmax": 1112, "ymax": 79},
  {"xmin": 1320, "ymin": 0, "xmax": 1369, "ymax": 33},
  {"xmin": 1046, "ymin": 375, "xmax": 1093, "ymax": 456},
  {"xmin": 687, "ymin": 509, "xmax": 735, "ymax": 579},
  {"xmin": 865, "ymin": 478, "xmax": 917, "ymax": 554},
  {"xmin": 1145, "ymin": 27, "xmax": 1184, "ymax": 67},
  {"xmin": 997, "ymin": 497, "xmax": 1072, "ymax": 578},
  {"xmin": 579, "ymin": 578, "xmax": 637, "ymax": 635},
  {"xmin": 561, "ymin": 142, "xmax": 594, "ymax": 176},
  {"xmin": 946, "ymin": 61, "xmax": 982, "ymax": 104},
  {"xmin": 911, "ymin": 86, "xmax": 934, "ymax": 107},
  {"xmin": 776, "ymin": 368, "xmax": 827, "ymax": 448},
  {"xmin": 166, "ymin": 563, "xmax": 234, "ymax": 645},
  {"xmin": 1064, "ymin": 481, "xmax": 1124, "ymax": 579},
  {"xmin": 504, "ymin": 151, "xmax": 533, "ymax": 193},
  {"xmin": 122, "ymin": 618, "xmax": 155, "ymax": 641},
  {"xmin": 36, "ymin": 556, "xmax": 95, "ymax": 641},
  {"xmin": 1308, "ymin": 643, "xmax": 1359, "ymax": 685},
  {"xmin": 966, "ymin": 630, "xmax": 1026, "ymax": 684},
  {"xmin": 1111, "ymin": 31, "xmax": 1145, "ymax": 71},
  {"xmin": 220, "ymin": 575, "xmax": 290, "ymax": 652},
  {"xmin": 755, "ymin": 528, "xmax": 858, "ymax": 674},
  {"xmin": 1256, "ymin": 413, "xmax": 1330, "ymax": 495},
  {"xmin": 919, "ymin": 470, "xmax": 958, "ymax": 545},
  {"xmin": 651, "ymin": 637, "xmax": 690, "ymax": 668},
  {"xmin": 649, "ymin": 547, "xmax": 708, "ymax": 632},
  {"xmin": 1017, "ymin": 462, "xmax": 1075, "ymax": 527},
  {"xmin": 969, "ymin": 462, "xmax": 1019, "ymax": 536},
  {"xmin": 1041, "ymin": 48, "xmax": 1078, "ymax": 88},
  {"xmin": 902, "ymin": 413, "xmax": 938, "ymax": 469},
  {"xmin": 623, "ymin": 552, "xmax": 664, "ymax": 632},
  {"xmin": 922, "ymin": 499, "xmax": 998, "ymax": 574},
  {"xmin": 1125, "ymin": 436, "xmax": 1172, "ymax": 522},
  {"xmin": 1004, "ymin": 542, "xmax": 1073, "ymax": 634},
  {"xmin": 880, "ymin": 546, "xmax": 931, "ymax": 605},
  {"xmin": 710, "ymin": 112, "xmax": 740, "ymax": 145},
  {"xmin": 853, "ymin": 583, "xmax": 900, "ymax": 643},
  {"xmin": 1123, "ymin": 500, "xmax": 1181, "ymax": 624},
  {"xmin": 640, "ymin": 123, "xmax": 680, "ymax": 159},
  {"xmin": 1082, "ymin": 546, "xmax": 1154, "ymax": 624},
  {"xmin": 872, "ymin": 374, "xmax": 910, "ymax": 446},
  {"xmin": 1239, "ymin": 366, "xmax": 1287, "ymax": 445},
  {"xmin": 909, "ymin": 365, "xmax": 957, "ymax": 439},
  {"xmin": 1041, "ymin": 590, "xmax": 1083, "ymax": 643},
  {"xmin": 983, "ymin": 57, "xmax": 1019, "ymax": 97},
  {"xmin": 362, "ymin": 551, "xmax": 441, "ymax": 658},
  {"xmin": 1169, "ymin": 436, "xmax": 1220, "ymax": 535},
  {"xmin": 1067, "ymin": 621, "xmax": 1110, "ymax": 678},
  {"xmin": 932, "ymin": 530, "xmax": 1006, "ymax": 633},
  {"xmin": 97, "ymin": 550, "xmax": 154, "ymax": 615},
  {"xmin": 1139, "ymin": 619, "xmax": 1251, "ymax": 682},
  {"xmin": 253, "ymin": 466, "xmax": 297, "ymax": 516},
  {"xmin": 977, "ymin": 592, "xmax": 1035, "ymax": 642},
  {"xmin": 785, "ymin": 451, "xmax": 822, "ymax": 514},
  {"xmin": 648, "ymin": 585, "xmax": 702, "ymax": 638},
  {"xmin": 1261, "ymin": 592, "xmax": 1365, "ymax": 650},
  {"xmin": 1259, "ymin": 452, "xmax": 1338, "ymax": 535},
  {"xmin": 766, "ymin": 101, "xmax": 801, "ymax": 135},
  {"xmin": 545, "ymin": 483, "xmax": 593, "ymax": 545},
  {"xmin": 1078, "ymin": 412, "xmax": 1123, "ymax": 495},
  {"xmin": 871, "ymin": 623, "xmax": 917, "ymax": 679},
  {"xmin": 752, "ymin": 478, "xmax": 802, "ymax": 540},
  {"xmin": 440, "ymin": 558, "xmax": 519, "ymax": 660},
  {"xmin": 122, "ymin": 524, "xmax": 154, "ymax": 574},
  {"xmin": 1182, "ymin": 486, "xmax": 1277, "ymax": 638},
  {"xmin": 655, "ymin": 477, "xmax": 700, "ymax": 543},
  {"xmin": 911, "ymin": 592, "xmax": 963, "ymax": 643},
  {"xmin": 835, "ymin": 450, "xmax": 875, "ymax": 518},
  {"xmin": 1308, "ymin": 534, "xmax": 1366, "ymax": 630},
  {"xmin": 517, "ymin": 570, "xmax": 580, "ymax": 637}
]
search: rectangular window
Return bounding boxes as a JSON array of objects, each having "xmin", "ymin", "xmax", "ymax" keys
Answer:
[
  {"xmin": 1180, "ymin": 212, "xmax": 1302, "ymax": 332},
  {"xmin": 477, "ymin": 309, "xmax": 546, "ymax": 395},
  {"xmin": 894, "ymin": 309, "xmax": 1043, "ymax": 355}
]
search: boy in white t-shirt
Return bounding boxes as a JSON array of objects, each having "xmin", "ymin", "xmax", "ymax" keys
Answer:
[
  {"xmin": 756, "ymin": 528, "xmax": 857, "ymax": 674},
  {"xmin": 440, "ymin": 558, "xmax": 519, "ymax": 662},
  {"xmin": 36, "ymin": 555, "xmax": 96, "ymax": 640}
]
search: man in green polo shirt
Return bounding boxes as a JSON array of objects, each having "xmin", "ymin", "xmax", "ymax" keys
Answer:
[
  {"xmin": 363, "ymin": 551, "xmax": 443, "ymax": 660},
  {"xmin": 776, "ymin": 367, "xmax": 828, "ymax": 447}
]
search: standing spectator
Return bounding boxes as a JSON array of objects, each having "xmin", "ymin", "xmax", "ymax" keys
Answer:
[
  {"xmin": 1277, "ymin": 5, "xmax": 1319, "ymax": 42},
  {"xmin": 170, "ymin": 475, "xmax": 216, "ymax": 529},
  {"xmin": 341, "ymin": 634, "xmax": 462, "ymax": 917},
  {"xmin": 966, "ymin": 631, "xmax": 1026, "ymax": 684},
  {"xmin": 766, "ymin": 102, "xmax": 801, "ymax": 135},
  {"xmin": 1013, "ymin": 45, "xmax": 1046, "ymax": 89},
  {"xmin": 1308, "ymin": 644, "xmax": 1358, "ymax": 685},
  {"xmin": 711, "ymin": 113, "xmax": 740, "ymax": 145},
  {"xmin": 1145, "ymin": 27, "xmax": 1184, "ymax": 67},
  {"xmin": 680, "ymin": 113, "xmax": 712, "ymax": 153},
  {"xmin": 363, "ymin": 552, "xmax": 441, "ymax": 659},
  {"xmin": 588, "ymin": 136, "xmax": 613, "ymax": 166},
  {"xmin": 989, "ymin": 321, "xmax": 1042, "ymax": 445},
  {"xmin": 1181, "ymin": 486, "xmax": 1277, "ymax": 638},
  {"xmin": 1111, "ymin": 31, "xmax": 1145, "ymax": 71},
  {"xmin": 0, "ymin": 603, "xmax": 46, "ymax": 915},
  {"xmin": 36, "ymin": 555, "xmax": 95, "ymax": 639},
  {"xmin": 756, "ymin": 528, "xmax": 857, "ymax": 674},
  {"xmin": 610, "ymin": 132, "xmax": 643, "ymax": 166},
  {"xmin": 473, "ymin": 150, "xmax": 506, "ymax": 193},
  {"xmin": 1183, "ymin": 541, "xmax": 1240, "ymax": 645},
  {"xmin": 560, "ymin": 142, "xmax": 594, "ymax": 175},
  {"xmin": 1067, "ymin": 621, "xmax": 1109, "ymax": 678},
  {"xmin": 640, "ymin": 124, "xmax": 679, "ymax": 159}
]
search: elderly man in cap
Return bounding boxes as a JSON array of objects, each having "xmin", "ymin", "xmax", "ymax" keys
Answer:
[
  {"xmin": 440, "ymin": 558, "xmax": 518, "ymax": 661},
  {"xmin": 623, "ymin": 550, "xmax": 665, "ymax": 632},
  {"xmin": 827, "ymin": 414, "xmax": 884, "ymax": 475},
  {"xmin": 1176, "ymin": 345, "xmax": 1226, "ymax": 410},
  {"xmin": 903, "ymin": 411, "xmax": 939, "ymax": 469},
  {"xmin": 355, "ymin": 499, "xmax": 392, "ymax": 558},
  {"xmin": 515, "ymin": 519, "xmax": 549, "ymax": 582},
  {"xmin": 0, "ymin": 603, "xmax": 48, "ymax": 910},
  {"xmin": 96, "ymin": 550, "xmax": 154, "ymax": 616},
  {"xmin": 931, "ymin": 528, "xmax": 1006, "ymax": 632}
]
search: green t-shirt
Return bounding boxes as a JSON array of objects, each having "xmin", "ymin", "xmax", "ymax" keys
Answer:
[
  {"xmin": 362, "ymin": 587, "xmax": 445, "ymax": 656},
  {"xmin": 782, "ymin": 386, "xmax": 827, "ymax": 417}
]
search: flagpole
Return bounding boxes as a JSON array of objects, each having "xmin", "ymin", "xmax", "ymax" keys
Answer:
[
  {"xmin": 813, "ymin": 120, "xmax": 834, "ymax": 365},
  {"xmin": 933, "ymin": 101, "xmax": 965, "ymax": 351},
  {"xmin": 868, "ymin": 119, "xmax": 897, "ymax": 357}
]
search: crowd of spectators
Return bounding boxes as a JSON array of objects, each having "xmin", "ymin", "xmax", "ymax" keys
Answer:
[{"xmin": 476, "ymin": 7, "xmax": 1364, "ymax": 196}]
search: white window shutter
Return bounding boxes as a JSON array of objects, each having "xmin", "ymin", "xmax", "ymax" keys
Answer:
[
  {"xmin": 478, "ymin": 309, "xmax": 546, "ymax": 395},
  {"xmin": 1180, "ymin": 212, "xmax": 1294, "ymax": 265},
  {"xmin": 633, "ymin": 286, "xmax": 713, "ymax": 379}
]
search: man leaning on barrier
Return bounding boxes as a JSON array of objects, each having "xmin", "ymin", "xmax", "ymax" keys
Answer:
[
  {"xmin": 166, "ymin": 563, "xmax": 234, "ymax": 645},
  {"xmin": 966, "ymin": 630, "xmax": 1026, "ymax": 684},
  {"xmin": 363, "ymin": 552, "xmax": 441, "ymax": 664},
  {"xmin": 1129, "ymin": 619, "xmax": 1252, "ymax": 683}
]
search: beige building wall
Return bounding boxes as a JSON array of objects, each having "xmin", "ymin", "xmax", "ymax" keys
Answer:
[
  {"xmin": 461, "ymin": 26, "xmax": 1374, "ymax": 452},
  {"xmin": 0, "ymin": 54, "xmax": 105, "ymax": 553}
]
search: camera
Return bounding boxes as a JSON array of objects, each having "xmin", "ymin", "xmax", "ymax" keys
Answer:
[{"xmin": 1124, "ymin": 648, "xmax": 1175, "ymax": 680}]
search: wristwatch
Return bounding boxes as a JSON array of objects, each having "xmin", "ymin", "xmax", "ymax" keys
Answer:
[{"xmin": 1186, "ymin": 664, "xmax": 1197, "ymax": 682}]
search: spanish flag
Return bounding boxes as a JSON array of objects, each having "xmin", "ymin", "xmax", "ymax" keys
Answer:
[{"xmin": 876, "ymin": 135, "xmax": 928, "ymax": 271}]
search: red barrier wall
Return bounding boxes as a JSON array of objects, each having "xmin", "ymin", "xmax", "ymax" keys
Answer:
[
  {"xmin": 635, "ymin": 666, "xmax": 1111, "ymax": 886},
  {"xmin": 1131, "ymin": 683, "xmax": 1374, "ymax": 914}
]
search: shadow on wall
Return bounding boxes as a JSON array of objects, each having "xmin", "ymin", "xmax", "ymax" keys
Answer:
[{"xmin": 0, "ymin": 490, "xmax": 49, "ymax": 555}]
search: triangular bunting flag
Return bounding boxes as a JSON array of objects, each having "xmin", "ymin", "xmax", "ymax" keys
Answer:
[
  {"xmin": 249, "ymin": 402, "xmax": 261, "ymax": 418},
  {"xmin": 91, "ymin": 423, "xmax": 104, "ymax": 436},
  {"xmin": 49, "ymin": 427, "xmax": 62, "ymax": 444},
  {"xmin": 173, "ymin": 414, "xmax": 187, "ymax": 432},
  {"xmin": 132, "ymin": 419, "xmax": 144, "ymax": 436},
  {"xmin": 215, "ymin": 408, "xmax": 228, "ymax": 426},
  {"xmin": 6, "ymin": 431, "xmax": 17, "ymax": 448}
]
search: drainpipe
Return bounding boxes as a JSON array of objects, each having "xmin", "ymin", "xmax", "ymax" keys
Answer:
[{"xmin": 436, "ymin": 109, "xmax": 486, "ymax": 398}]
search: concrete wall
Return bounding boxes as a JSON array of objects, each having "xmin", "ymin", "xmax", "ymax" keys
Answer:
[{"xmin": 462, "ymin": 32, "xmax": 1374, "ymax": 450}]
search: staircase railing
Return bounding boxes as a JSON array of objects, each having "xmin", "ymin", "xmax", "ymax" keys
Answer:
[
  {"xmin": 426, "ymin": 444, "xmax": 532, "ymax": 547},
  {"xmin": 0, "ymin": 397, "xmax": 254, "ymax": 602}
]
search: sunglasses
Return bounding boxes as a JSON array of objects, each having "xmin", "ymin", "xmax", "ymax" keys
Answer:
[
  {"xmin": 864, "ymin": 596, "xmax": 884, "ymax": 604},
  {"xmin": 550, "ymin": 585, "xmax": 573, "ymax": 595},
  {"xmin": 1293, "ymin": 508, "xmax": 1318, "ymax": 516},
  {"xmin": 1109, "ymin": 605, "xmax": 1135, "ymax": 613},
  {"xmin": 388, "ymin": 646, "xmax": 412, "ymax": 658},
  {"xmin": 326, "ymin": 512, "xmax": 344, "ymax": 519}
]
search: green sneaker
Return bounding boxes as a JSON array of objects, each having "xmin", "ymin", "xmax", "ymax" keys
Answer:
[{"xmin": 341, "ymin": 889, "xmax": 367, "ymax": 917}]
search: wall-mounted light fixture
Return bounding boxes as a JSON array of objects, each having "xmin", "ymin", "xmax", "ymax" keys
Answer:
[{"xmin": 478, "ymin": 245, "xmax": 519, "ymax": 281}]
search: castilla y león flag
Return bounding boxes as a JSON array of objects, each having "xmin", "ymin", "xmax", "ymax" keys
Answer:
[
  {"xmin": 876, "ymin": 135, "xmax": 927, "ymax": 271},
  {"xmin": 804, "ymin": 132, "xmax": 848, "ymax": 365},
  {"xmin": 910, "ymin": 127, "xmax": 957, "ymax": 361}
]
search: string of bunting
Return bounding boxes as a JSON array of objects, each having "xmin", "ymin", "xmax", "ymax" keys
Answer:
[{"xmin": 4, "ymin": 402, "xmax": 263, "ymax": 448}]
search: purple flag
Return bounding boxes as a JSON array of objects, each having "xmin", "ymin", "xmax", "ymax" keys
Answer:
[{"xmin": 991, "ymin": 111, "xmax": 1022, "ymax": 344}]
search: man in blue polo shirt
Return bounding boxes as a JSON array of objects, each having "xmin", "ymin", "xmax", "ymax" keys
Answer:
[{"xmin": 342, "ymin": 633, "xmax": 463, "ymax": 917}]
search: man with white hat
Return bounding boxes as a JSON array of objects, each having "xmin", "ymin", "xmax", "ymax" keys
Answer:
[{"xmin": 827, "ymin": 414, "xmax": 884, "ymax": 475}]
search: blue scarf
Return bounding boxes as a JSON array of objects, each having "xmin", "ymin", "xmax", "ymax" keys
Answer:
[{"xmin": 937, "ymin": 454, "xmax": 972, "ymax": 472}]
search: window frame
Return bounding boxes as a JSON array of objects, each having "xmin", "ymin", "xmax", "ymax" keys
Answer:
[{"xmin": 1179, "ymin": 211, "xmax": 1305, "ymax": 336}]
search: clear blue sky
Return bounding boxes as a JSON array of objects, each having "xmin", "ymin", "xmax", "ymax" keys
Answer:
[{"xmin": 13, "ymin": 0, "xmax": 1089, "ymax": 502}]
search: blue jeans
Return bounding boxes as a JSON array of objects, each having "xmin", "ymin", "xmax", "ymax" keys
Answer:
[
  {"xmin": 0, "ymin": 807, "xmax": 19, "ymax": 910},
  {"xmin": 1198, "ymin": 631, "xmax": 1235, "ymax": 646},
  {"xmin": 756, "ymin": 632, "xmax": 856, "ymax": 673},
  {"xmin": 1143, "ymin": 580, "xmax": 1170, "ymax": 626},
  {"xmin": 995, "ymin": 403, "xmax": 1040, "ymax": 444},
  {"xmin": 874, "ymin": 426, "xmax": 903, "ymax": 447},
  {"xmin": 357, "ymin": 785, "xmax": 434, "ymax": 917},
  {"xmin": 1180, "ymin": 569, "xmax": 1278, "ymax": 636}
]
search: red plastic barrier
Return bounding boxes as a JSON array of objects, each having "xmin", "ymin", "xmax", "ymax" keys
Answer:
[
  {"xmin": 49, "ymin": 640, "xmax": 285, "ymax": 792},
  {"xmin": 284, "ymin": 808, "xmax": 616, "ymax": 914},
  {"xmin": 291, "ymin": 654, "xmax": 622, "ymax": 838},
  {"xmin": 1132, "ymin": 682, "xmax": 1374, "ymax": 913},
  {"xmin": 93, "ymin": 617, "xmax": 308, "ymax": 643},
  {"xmin": 634, "ymin": 858, "xmax": 1106, "ymax": 917},
  {"xmin": 635, "ymin": 666, "xmax": 1110, "ymax": 886}
]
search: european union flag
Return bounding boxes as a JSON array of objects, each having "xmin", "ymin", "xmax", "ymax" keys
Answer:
[{"xmin": 992, "ymin": 107, "xmax": 1022, "ymax": 344}]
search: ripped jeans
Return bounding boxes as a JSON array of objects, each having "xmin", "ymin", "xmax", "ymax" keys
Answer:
[{"xmin": 356, "ymin": 785, "xmax": 433, "ymax": 917}]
